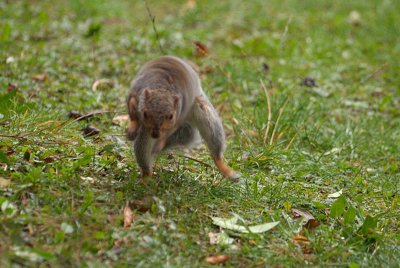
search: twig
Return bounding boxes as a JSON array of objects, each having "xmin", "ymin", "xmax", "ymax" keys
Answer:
[
  {"xmin": 144, "ymin": 0, "xmax": 165, "ymax": 54},
  {"xmin": 260, "ymin": 79, "xmax": 272, "ymax": 145},
  {"xmin": 362, "ymin": 62, "xmax": 388, "ymax": 83},
  {"xmin": 270, "ymin": 97, "xmax": 289, "ymax": 145},
  {"xmin": 175, "ymin": 153, "xmax": 212, "ymax": 168}
]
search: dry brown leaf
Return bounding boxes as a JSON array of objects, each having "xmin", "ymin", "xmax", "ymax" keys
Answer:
[
  {"xmin": 0, "ymin": 177, "xmax": 11, "ymax": 188},
  {"xmin": 112, "ymin": 114, "xmax": 129, "ymax": 127},
  {"xmin": 291, "ymin": 208, "xmax": 320, "ymax": 229},
  {"xmin": 293, "ymin": 235, "xmax": 314, "ymax": 255},
  {"xmin": 205, "ymin": 255, "xmax": 229, "ymax": 265},
  {"xmin": 92, "ymin": 78, "xmax": 114, "ymax": 91},
  {"xmin": 43, "ymin": 155, "xmax": 60, "ymax": 163},
  {"xmin": 193, "ymin": 41, "xmax": 208, "ymax": 57},
  {"xmin": 32, "ymin": 74, "xmax": 48, "ymax": 82},
  {"xmin": 293, "ymin": 234, "xmax": 309, "ymax": 243},
  {"xmin": 123, "ymin": 202, "xmax": 134, "ymax": 228}
]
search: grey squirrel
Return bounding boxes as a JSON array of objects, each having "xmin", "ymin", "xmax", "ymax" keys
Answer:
[{"xmin": 126, "ymin": 56, "xmax": 239, "ymax": 180}]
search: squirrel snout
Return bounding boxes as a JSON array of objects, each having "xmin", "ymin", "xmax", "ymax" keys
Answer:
[{"xmin": 151, "ymin": 129, "xmax": 160, "ymax": 139}]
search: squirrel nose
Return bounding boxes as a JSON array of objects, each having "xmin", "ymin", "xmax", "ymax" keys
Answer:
[{"xmin": 151, "ymin": 129, "xmax": 160, "ymax": 139}]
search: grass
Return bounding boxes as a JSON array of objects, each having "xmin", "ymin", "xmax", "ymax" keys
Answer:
[{"xmin": 1, "ymin": 0, "xmax": 399, "ymax": 266}]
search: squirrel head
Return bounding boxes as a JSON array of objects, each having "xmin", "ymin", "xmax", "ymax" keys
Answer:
[{"xmin": 142, "ymin": 88, "xmax": 180, "ymax": 139}]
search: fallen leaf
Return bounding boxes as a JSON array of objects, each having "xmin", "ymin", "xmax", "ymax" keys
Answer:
[
  {"xmin": 211, "ymin": 215, "xmax": 280, "ymax": 233},
  {"xmin": 327, "ymin": 189, "xmax": 343, "ymax": 198},
  {"xmin": 291, "ymin": 208, "xmax": 320, "ymax": 229},
  {"xmin": 81, "ymin": 126, "xmax": 100, "ymax": 137},
  {"xmin": 32, "ymin": 74, "xmax": 48, "ymax": 82},
  {"xmin": 112, "ymin": 114, "xmax": 129, "ymax": 127},
  {"xmin": 293, "ymin": 234, "xmax": 309, "ymax": 244},
  {"xmin": 123, "ymin": 202, "xmax": 134, "ymax": 228},
  {"xmin": 293, "ymin": 235, "xmax": 314, "ymax": 255},
  {"xmin": 208, "ymin": 232, "xmax": 234, "ymax": 246},
  {"xmin": 301, "ymin": 77, "xmax": 317, "ymax": 87},
  {"xmin": 248, "ymin": 222, "xmax": 280, "ymax": 233},
  {"xmin": 0, "ymin": 177, "xmax": 11, "ymax": 188},
  {"xmin": 291, "ymin": 208, "xmax": 313, "ymax": 220},
  {"xmin": 205, "ymin": 255, "xmax": 229, "ymax": 265},
  {"xmin": 92, "ymin": 78, "xmax": 113, "ymax": 91},
  {"xmin": 193, "ymin": 41, "xmax": 208, "ymax": 57}
]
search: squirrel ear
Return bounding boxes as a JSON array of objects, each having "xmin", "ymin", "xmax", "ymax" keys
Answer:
[
  {"xmin": 127, "ymin": 96, "xmax": 137, "ymax": 119},
  {"xmin": 144, "ymin": 89, "xmax": 150, "ymax": 99},
  {"xmin": 173, "ymin": 95, "xmax": 180, "ymax": 109}
]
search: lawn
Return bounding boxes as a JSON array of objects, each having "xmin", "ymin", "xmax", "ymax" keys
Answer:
[{"xmin": 1, "ymin": 0, "xmax": 399, "ymax": 267}]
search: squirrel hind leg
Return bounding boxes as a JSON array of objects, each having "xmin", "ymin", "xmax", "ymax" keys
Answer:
[
  {"xmin": 213, "ymin": 155, "xmax": 241, "ymax": 181},
  {"xmin": 192, "ymin": 95, "xmax": 239, "ymax": 181}
]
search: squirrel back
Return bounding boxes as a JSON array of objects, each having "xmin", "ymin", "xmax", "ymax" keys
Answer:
[{"xmin": 130, "ymin": 56, "xmax": 201, "ymax": 122}]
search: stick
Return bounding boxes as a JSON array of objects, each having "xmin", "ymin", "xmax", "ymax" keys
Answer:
[
  {"xmin": 175, "ymin": 153, "xmax": 212, "ymax": 168},
  {"xmin": 144, "ymin": 0, "xmax": 165, "ymax": 54}
]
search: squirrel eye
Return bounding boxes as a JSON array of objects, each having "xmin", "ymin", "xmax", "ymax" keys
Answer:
[
  {"xmin": 143, "ymin": 111, "xmax": 148, "ymax": 118},
  {"xmin": 168, "ymin": 114, "xmax": 173, "ymax": 120}
]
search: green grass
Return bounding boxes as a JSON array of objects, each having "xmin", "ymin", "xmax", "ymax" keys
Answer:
[{"xmin": 1, "ymin": 0, "xmax": 399, "ymax": 267}]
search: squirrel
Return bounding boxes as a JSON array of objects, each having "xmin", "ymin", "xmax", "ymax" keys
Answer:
[{"xmin": 126, "ymin": 56, "xmax": 239, "ymax": 180}]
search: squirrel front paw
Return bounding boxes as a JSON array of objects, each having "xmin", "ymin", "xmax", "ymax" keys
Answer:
[{"xmin": 126, "ymin": 120, "xmax": 139, "ymax": 141}]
